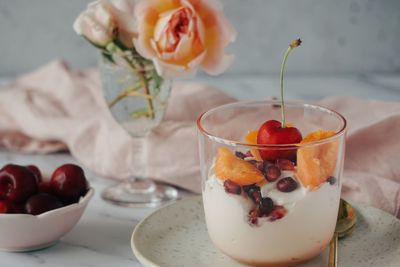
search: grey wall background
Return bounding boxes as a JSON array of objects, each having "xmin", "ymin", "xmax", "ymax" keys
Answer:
[{"xmin": 0, "ymin": 0, "xmax": 399, "ymax": 77}]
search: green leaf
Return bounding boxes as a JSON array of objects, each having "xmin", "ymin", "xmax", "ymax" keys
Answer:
[
  {"xmin": 112, "ymin": 38, "xmax": 129, "ymax": 51},
  {"xmin": 149, "ymin": 69, "xmax": 163, "ymax": 95},
  {"xmin": 101, "ymin": 51, "xmax": 115, "ymax": 64}
]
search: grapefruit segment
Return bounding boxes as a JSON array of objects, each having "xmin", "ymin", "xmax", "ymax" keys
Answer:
[
  {"xmin": 296, "ymin": 130, "xmax": 338, "ymax": 189},
  {"xmin": 215, "ymin": 147, "xmax": 265, "ymax": 186}
]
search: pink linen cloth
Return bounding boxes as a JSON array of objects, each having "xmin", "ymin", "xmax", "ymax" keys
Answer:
[{"xmin": 0, "ymin": 61, "xmax": 399, "ymax": 218}]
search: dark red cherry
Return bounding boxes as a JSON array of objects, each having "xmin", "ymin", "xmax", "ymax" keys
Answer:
[
  {"xmin": 25, "ymin": 193, "xmax": 63, "ymax": 215},
  {"xmin": 0, "ymin": 164, "xmax": 38, "ymax": 203},
  {"xmin": 0, "ymin": 201, "xmax": 9, "ymax": 213},
  {"xmin": 50, "ymin": 164, "xmax": 88, "ymax": 203},
  {"xmin": 38, "ymin": 181, "xmax": 53, "ymax": 194},
  {"xmin": 257, "ymin": 120, "xmax": 302, "ymax": 161},
  {"xmin": 26, "ymin": 165, "xmax": 42, "ymax": 184},
  {"xmin": 0, "ymin": 200, "xmax": 24, "ymax": 214}
]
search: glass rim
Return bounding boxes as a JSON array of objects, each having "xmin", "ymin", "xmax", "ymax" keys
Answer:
[{"xmin": 196, "ymin": 100, "xmax": 347, "ymax": 148}]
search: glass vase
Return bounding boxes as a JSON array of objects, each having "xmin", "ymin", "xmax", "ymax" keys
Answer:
[{"xmin": 99, "ymin": 50, "xmax": 178, "ymax": 207}]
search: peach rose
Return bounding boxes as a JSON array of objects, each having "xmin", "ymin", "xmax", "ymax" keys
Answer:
[
  {"xmin": 74, "ymin": 0, "xmax": 136, "ymax": 48},
  {"xmin": 134, "ymin": 0, "xmax": 237, "ymax": 77}
]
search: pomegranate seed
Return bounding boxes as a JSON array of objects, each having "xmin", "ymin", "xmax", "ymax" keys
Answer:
[
  {"xmin": 263, "ymin": 160, "xmax": 274, "ymax": 166},
  {"xmin": 254, "ymin": 161, "xmax": 264, "ymax": 172},
  {"xmin": 245, "ymin": 151, "xmax": 253, "ymax": 157},
  {"xmin": 223, "ymin": 180, "xmax": 241, "ymax": 195},
  {"xmin": 249, "ymin": 189, "xmax": 262, "ymax": 204},
  {"xmin": 270, "ymin": 205, "xmax": 287, "ymax": 221},
  {"xmin": 327, "ymin": 176, "xmax": 337, "ymax": 185},
  {"xmin": 276, "ymin": 159, "xmax": 295, "ymax": 170},
  {"xmin": 245, "ymin": 160, "xmax": 264, "ymax": 172},
  {"xmin": 265, "ymin": 165, "xmax": 281, "ymax": 182},
  {"xmin": 235, "ymin": 151, "xmax": 246, "ymax": 159},
  {"xmin": 277, "ymin": 177, "xmax": 298, "ymax": 192},
  {"xmin": 248, "ymin": 209, "xmax": 260, "ymax": 225},
  {"xmin": 259, "ymin": 197, "xmax": 274, "ymax": 216},
  {"xmin": 243, "ymin": 185, "xmax": 261, "ymax": 203},
  {"xmin": 242, "ymin": 184, "xmax": 260, "ymax": 193}
]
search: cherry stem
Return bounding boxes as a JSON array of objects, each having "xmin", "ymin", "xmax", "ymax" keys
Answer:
[{"xmin": 280, "ymin": 39, "xmax": 301, "ymax": 128}]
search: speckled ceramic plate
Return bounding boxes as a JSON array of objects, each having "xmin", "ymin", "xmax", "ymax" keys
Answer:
[{"xmin": 131, "ymin": 196, "xmax": 400, "ymax": 267}]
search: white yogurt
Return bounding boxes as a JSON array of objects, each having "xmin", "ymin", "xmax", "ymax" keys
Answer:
[{"xmin": 203, "ymin": 172, "xmax": 340, "ymax": 265}]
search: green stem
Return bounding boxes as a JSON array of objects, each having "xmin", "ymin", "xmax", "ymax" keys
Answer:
[
  {"xmin": 108, "ymin": 84, "xmax": 142, "ymax": 108},
  {"xmin": 109, "ymin": 92, "xmax": 127, "ymax": 108},
  {"xmin": 279, "ymin": 46, "xmax": 293, "ymax": 128},
  {"xmin": 279, "ymin": 39, "xmax": 301, "ymax": 128},
  {"xmin": 139, "ymin": 68, "xmax": 155, "ymax": 119}
]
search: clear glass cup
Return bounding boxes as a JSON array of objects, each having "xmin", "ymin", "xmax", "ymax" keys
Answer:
[
  {"xmin": 99, "ymin": 51, "xmax": 178, "ymax": 207},
  {"xmin": 197, "ymin": 101, "xmax": 346, "ymax": 266}
]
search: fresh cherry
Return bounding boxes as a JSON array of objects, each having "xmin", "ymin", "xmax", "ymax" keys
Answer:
[
  {"xmin": 26, "ymin": 165, "xmax": 42, "ymax": 184},
  {"xmin": 0, "ymin": 164, "xmax": 38, "ymax": 203},
  {"xmin": 25, "ymin": 193, "xmax": 63, "ymax": 215},
  {"xmin": 0, "ymin": 200, "xmax": 24, "ymax": 214},
  {"xmin": 0, "ymin": 201, "xmax": 8, "ymax": 213},
  {"xmin": 50, "ymin": 164, "xmax": 88, "ymax": 203},
  {"xmin": 257, "ymin": 120, "xmax": 302, "ymax": 161},
  {"xmin": 38, "ymin": 181, "xmax": 52, "ymax": 194}
]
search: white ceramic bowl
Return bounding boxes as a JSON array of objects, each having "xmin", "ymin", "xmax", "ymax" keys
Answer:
[{"xmin": 0, "ymin": 188, "xmax": 94, "ymax": 252}]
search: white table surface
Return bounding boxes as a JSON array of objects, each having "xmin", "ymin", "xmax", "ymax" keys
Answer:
[{"xmin": 0, "ymin": 74, "xmax": 399, "ymax": 267}]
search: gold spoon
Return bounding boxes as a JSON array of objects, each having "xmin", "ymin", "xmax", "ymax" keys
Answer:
[{"xmin": 329, "ymin": 199, "xmax": 357, "ymax": 267}]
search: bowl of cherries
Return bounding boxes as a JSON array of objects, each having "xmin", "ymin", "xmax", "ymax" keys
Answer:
[{"xmin": 0, "ymin": 163, "xmax": 94, "ymax": 251}]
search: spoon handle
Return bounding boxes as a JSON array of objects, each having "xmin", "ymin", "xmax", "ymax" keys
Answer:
[{"xmin": 328, "ymin": 232, "xmax": 338, "ymax": 267}]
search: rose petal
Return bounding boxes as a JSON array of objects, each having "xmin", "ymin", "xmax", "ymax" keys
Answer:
[
  {"xmin": 172, "ymin": 35, "xmax": 193, "ymax": 62},
  {"xmin": 94, "ymin": 2, "xmax": 113, "ymax": 27},
  {"xmin": 104, "ymin": 0, "xmax": 137, "ymax": 47},
  {"xmin": 202, "ymin": 54, "xmax": 235, "ymax": 75},
  {"xmin": 197, "ymin": 0, "xmax": 237, "ymax": 75},
  {"xmin": 155, "ymin": 50, "xmax": 206, "ymax": 78},
  {"xmin": 134, "ymin": 1, "xmax": 161, "ymax": 58}
]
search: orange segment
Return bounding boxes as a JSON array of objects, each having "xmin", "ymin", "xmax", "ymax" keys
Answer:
[
  {"xmin": 244, "ymin": 130, "xmax": 262, "ymax": 161},
  {"xmin": 300, "ymin": 130, "xmax": 335, "ymax": 143},
  {"xmin": 245, "ymin": 130, "xmax": 258, "ymax": 144},
  {"xmin": 296, "ymin": 130, "xmax": 338, "ymax": 189},
  {"xmin": 215, "ymin": 147, "xmax": 265, "ymax": 186}
]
